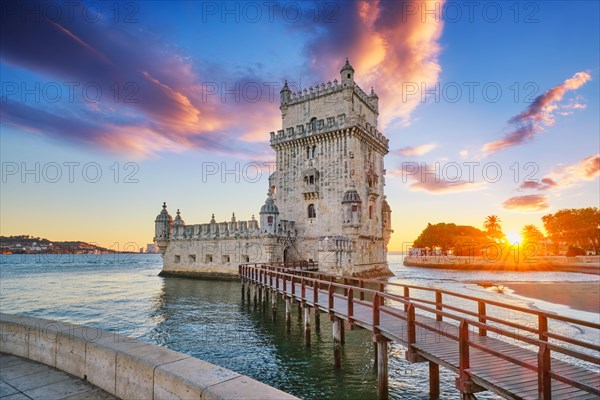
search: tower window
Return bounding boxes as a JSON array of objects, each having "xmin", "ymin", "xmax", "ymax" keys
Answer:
[
  {"xmin": 310, "ymin": 117, "xmax": 317, "ymax": 132},
  {"xmin": 369, "ymin": 205, "xmax": 373, "ymax": 219},
  {"xmin": 312, "ymin": 146, "xmax": 316, "ymax": 158},
  {"xmin": 347, "ymin": 74, "xmax": 351, "ymax": 79},
  {"xmin": 309, "ymin": 175, "xmax": 314, "ymax": 185},
  {"xmin": 306, "ymin": 146, "xmax": 310, "ymax": 159},
  {"xmin": 267, "ymin": 216, "xmax": 273, "ymax": 225},
  {"xmin": 308, "ymin": 204, "xmax": 316, "ymax": 218}
]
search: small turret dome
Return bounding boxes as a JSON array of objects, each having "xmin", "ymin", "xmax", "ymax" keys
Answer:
[
  {"xmin": 342, "ymin": 190, "xmax": 362, "ymax": 203},
  {"xmin": 382, "ymin": 199, "xmax": 391, "ymax": 212},
  {"xmin": 280, "ymin": 80, "xmax": 291, "ymax": 94},
  {"xmin": 173, "ymin": 209, "xmax": 185, "ymax": 226},
  {"xmin": 155, "ymin": 202, "xmax": 173, "ymax": 223},
  {"xmin": 370, "ymin": 87, "xmax": 379, "ymax": 99},
  {"xmin": 340, "ymin": 58, "xmax": 354, "ymax": 74},
  {"xmin": 260, "ymin": 193, "xmax": 279, "ymax": 214}
]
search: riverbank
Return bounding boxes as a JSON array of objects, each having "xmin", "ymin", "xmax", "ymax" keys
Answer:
[{"xmin": 505, "ymin": 282, "xmax": 600, "ymax": 314}]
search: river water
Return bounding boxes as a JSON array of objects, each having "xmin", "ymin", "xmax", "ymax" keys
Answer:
[{"xmin": 1, "ymin": 254, "xmax": 598, "ymax": 399}]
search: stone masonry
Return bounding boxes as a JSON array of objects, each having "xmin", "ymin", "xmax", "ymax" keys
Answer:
[{"xmin": 155, "ymin": 59, "xmax": 393, "ymax": 278}]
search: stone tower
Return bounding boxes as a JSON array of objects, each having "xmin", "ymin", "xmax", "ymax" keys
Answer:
[{"xmin": 269, "ymin": 59, "xmax": 392, "ymax": 275}]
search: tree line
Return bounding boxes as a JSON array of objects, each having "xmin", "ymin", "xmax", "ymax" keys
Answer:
[{"xmin": 412, "ymin": 207, "xmax": 599, "ymax": 256}]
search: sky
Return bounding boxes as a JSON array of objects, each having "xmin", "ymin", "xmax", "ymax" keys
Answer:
[{"xmin": 1, "ymin": 0, "xmax": 599, "ymax": 252}]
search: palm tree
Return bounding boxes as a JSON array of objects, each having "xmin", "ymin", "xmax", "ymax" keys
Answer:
[
  {"xmin": 521, "ymin": 225, "xmax": 544, "ymax": 243},
  {"xmin": 484, "ymin": 215, "xmax": 504, "ymax": 243},
  {"xmin": 484, "ymin": 215, "xmax": 502, "ymax": 233}
]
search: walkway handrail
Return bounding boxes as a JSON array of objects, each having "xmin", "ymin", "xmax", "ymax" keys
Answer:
[
  {"xmin": 250, "ymin": 263, "xmax": 600, "ymax": 330},
  {"xmin": 239, "ymin": 264, "xmax": 600, "ymax": 398}
]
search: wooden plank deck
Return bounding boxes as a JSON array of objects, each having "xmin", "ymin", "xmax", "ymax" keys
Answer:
[{"xmin": 240, "ymin": 265, "xmax": 600, "ymax": 400}]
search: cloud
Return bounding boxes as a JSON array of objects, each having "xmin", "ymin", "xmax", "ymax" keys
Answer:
[
  {"xmin": 302, "ymin": 0, "xmax": 445, "ymax": 128},
  {"xmin": 0, "ymin": 2, "xmax": 279, "ymax": 157},
  {"xmin": 396, "ymin": 143, "xmax": 438, "ymax": 156},
  {"xmin": 392, "ymin": 162, "xmax": 486, "ymax": 194},
  {"xmin": 502, "ymin": 195, "xmax": 550, "ymax": 212},
  {"xmin": 519, "ymin": 154, "xmax": 599, "ymax": 191},
  {"xmin": 519, "ymin": 178, "xmax": 558, "ymax": 191},
  {"xmin": 482, "ymin": 71, "xmax": 592, "ymax": 153}
]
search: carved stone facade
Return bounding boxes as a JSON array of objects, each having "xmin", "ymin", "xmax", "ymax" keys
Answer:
[{"xmin": 155, "ymin": 59, "xmax": 393, "ymax": 278}]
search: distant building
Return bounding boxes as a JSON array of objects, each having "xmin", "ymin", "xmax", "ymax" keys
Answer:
[{"xmin": 154, "ymin": 59, "xmax": 393, "ymax": 278}]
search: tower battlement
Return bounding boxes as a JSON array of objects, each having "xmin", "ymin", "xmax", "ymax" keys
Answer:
[
  {"xmin": 282, "ymin": 79, "xmax": 379, "ymax": 115},
  {"xmin": 269, "ymin": 112, "xmax": 389, "ymax": 151}
]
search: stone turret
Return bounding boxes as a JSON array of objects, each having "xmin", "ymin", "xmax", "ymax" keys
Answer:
[
  {"xmin": 280, "ymin": 80, "xmax": 291, "ymax": 106},
  {"xmin": 259, "ymin": 191, "xmax": 279, "ymax": 235},
  {"xmin": 340, "ymin": 58, "xmax": 354, "ymax": 87},
  {"xmin": 369, "ymin": 87, "xmax": 379, "ymax": 113},
  {"xmin": 154, "ymin": 202, "xmax": 173, "ymax": 255}
]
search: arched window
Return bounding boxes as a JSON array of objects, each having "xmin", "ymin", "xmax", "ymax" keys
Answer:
[
  {"xmin": 310, "ymin": 117, "xmax": 317, "ymax": 132},
  {"xmin": 306, "ymin": 146, "xmax": 310, "ymax": 159},
  {"xmin": 308, "ymin": 204, "xmax": 316, "ymax": 218},
  {"xmin": 369, "ymin": 205, "xmax": 373, "ymax": 219},
  {"xmin": 267, "ymin": 216, "xmax": 273, "ymax": 225},
  {"xmin": 311, "ymin": 146, "xmax": 316, "ymax": 158}
]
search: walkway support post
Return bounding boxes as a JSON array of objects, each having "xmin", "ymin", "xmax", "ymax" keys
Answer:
[
  {"xmin": 315, "ymin": 310, "xmax": 321, "ymax": 331},
  {"xmin": 271, "ymin": 290, "xmax": 277, "ymax": 321},
  {"xmin": 304, "ymin": 306, "xmax": 311, "ymax": 346},
  {"xmin": 285, "ymin": 297, "xmax": 292, "ymax": 333},
  {"xmin": 333, "ymin": 317, "xmax": 342, "ymax": 368},
  {"xmin": 373, "ymin": 335, "xmax": 389, "ymax": 400},
  {"xmin": 429, "ymin": 362, "xmax": 440, "ymax": 399}
]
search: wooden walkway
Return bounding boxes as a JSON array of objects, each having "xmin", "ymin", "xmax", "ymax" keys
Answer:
[{"xmin": 239, "ymin": 264, "xmax": 600, "ymax": 400}]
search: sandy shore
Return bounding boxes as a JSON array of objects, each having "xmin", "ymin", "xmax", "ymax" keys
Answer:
[{"xmin": 504, "ymin": 282, "xmax": 600, "ymax": 313}]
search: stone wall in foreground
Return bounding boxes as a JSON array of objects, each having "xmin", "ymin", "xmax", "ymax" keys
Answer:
[{"xmin": 0, "ymin": 313, "xmax": 298, "ymax": 400}]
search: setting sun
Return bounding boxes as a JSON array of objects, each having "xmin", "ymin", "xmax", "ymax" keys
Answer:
[{"xmin": 506, "ymin": 231, "xmax": 523, "ymax": 245}]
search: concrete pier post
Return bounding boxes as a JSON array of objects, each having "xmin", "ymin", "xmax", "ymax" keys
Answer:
[
  {"xmin": 241, "ymin": 282, "xmax": 245, "ymax": 301},
  {"xmin": 333, "ymin": 318, "xmax": 342, "ymax": 368},
  {"xmin": 376, "ymin": 339, "xmax": 389, "ymax": 400},
  {"xmin": 285, "ymin": 297, "xmax": 292, "ymax": 333},
  {"xmin": 246, "ymin": 283, "xmax": 251, "ymax": 303},
  {"xmin": 271, "ymin": 290, "xmax": 277, "ymax": 321},
  {"xmin": 304, "ymin": 306, "xmax": 311, "ymax": 346}
]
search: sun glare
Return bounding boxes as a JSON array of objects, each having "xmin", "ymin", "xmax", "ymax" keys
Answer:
[{"xmin": 506, "ymin": 231, "xmax": 522, "ymax": 245}]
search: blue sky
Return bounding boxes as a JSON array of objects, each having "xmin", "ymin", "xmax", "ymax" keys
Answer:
[{"xmin": 1, "ymin": 0, "xmax": 598, "ymax": 250}]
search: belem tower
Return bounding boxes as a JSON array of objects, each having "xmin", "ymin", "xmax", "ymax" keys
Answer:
[{"xmin": 154, "ymin": 59, "xmax": 393, "ymax": 279}]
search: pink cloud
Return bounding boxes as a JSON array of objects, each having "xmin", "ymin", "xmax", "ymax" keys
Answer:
[
  {"xmin": 392, "ymin": 162, "xmax": 486, "ymax": 194},
  {"xmin": 304, "ymin": 0, "xmax": 445, "ymax": 128},
  {"xmin": 396, "ymin": 143, "xmax": 438, "ymax": 156},
  {"xmin": 482, "ymin": 72, "xmax": 591, "ymax": 153},
  {"xmin": 519, "ymin": 154, "xmax": 600, "ymax": 191},
  {"xmin": 503, "ymin": 195, "xmax": 550, "ymax": 212}
]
